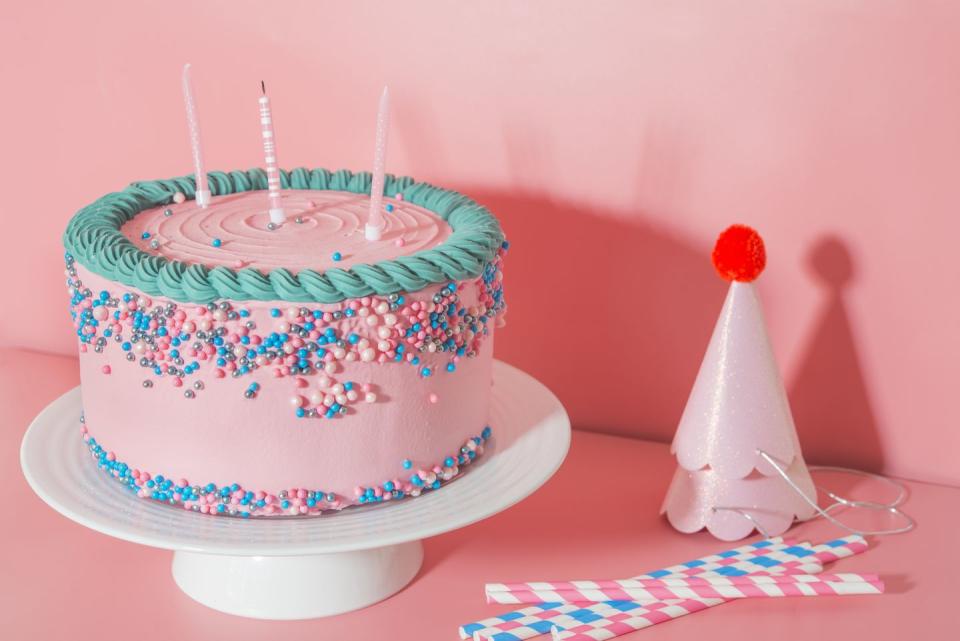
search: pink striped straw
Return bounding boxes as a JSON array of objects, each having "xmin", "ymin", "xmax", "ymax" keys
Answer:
[
  {"xmin": 485, "ymin": 573, "xmax": 883, "ymax": 605},
  {"xmin": 547, "ymin": 536, "xmax": 871, "ymax": 641},
  {"xmin": 258, "ymin": 81, "xmax": 285, "ymax": 224},
  {"xmin": 461, "ymin": 537, "xmax": 805, "ymax": 640}
]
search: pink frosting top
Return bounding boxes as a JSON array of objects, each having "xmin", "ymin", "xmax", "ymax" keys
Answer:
[{"xmin": 121, "ymin": 189, "xmax": 452, "ymax": 273}]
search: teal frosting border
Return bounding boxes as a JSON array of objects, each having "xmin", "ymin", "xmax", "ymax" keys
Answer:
[{"xmin": 63, "ymin": 168, "xmax": 504, "ymax": 304}]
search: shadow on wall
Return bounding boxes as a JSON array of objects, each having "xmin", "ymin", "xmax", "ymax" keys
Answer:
[
  {"xmin": 790, "ymin": 236, "xmax": 884, "ymax": 472},
  {"xmin": 457, "ymin": 188, "xmax": 724, "ymax": 444},
  {"xmin": 455, "ymin": 193, "xmax": 886, "ymax": 472}
]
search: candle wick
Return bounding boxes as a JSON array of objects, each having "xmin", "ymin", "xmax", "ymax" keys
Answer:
[{"xmin": 260, "ymin": 80, "xmax": 266, "ymax": 95}]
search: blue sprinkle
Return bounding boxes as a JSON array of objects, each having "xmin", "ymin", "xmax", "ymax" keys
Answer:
[
  {"xmin": 402, "ymin": 459, "xmax": 412, "ymax": 470},
  {"xmin": 270, "ymin": 308, "xmax": 280, "ymax": 317},
  {"xmin": 212, "ymin": 238, "xmax": 222, "ymax": 248},
  {"xmin": 141, "ymin": 232, "xmax": 151, "ymax": 239},
  {"xmin": 446, "ymin": 363, "xmax": 456, "ymax": 373},
  {"xmin": 385, "ymin": 203, "xmax": 395, "ymax": 213},
  {"xmin": 332, "ymin": 251, "xmax": 342, "ymax": 262}
]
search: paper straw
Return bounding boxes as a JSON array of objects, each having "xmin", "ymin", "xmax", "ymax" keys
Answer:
[
  {"xmin": 550, "ymin": 599, "xmax": 723, "ymax": 641},
  {"xmin": 548, "ymin": 536, "xmax": 872, "ymax": 641},
  {"xmin": 486, "ymin": 573, "xmax": 883, "ymax": 605},
  {"xmin": 460, "ymin": 537, "xmax": 802, "ymax": 640}
]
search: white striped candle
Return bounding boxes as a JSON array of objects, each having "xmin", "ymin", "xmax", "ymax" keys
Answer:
[
  {"xmin": 365, "ymin": 85, "xmax": 390, "ymax": 240},
  {"xmin": 182, "ymin": 64, "xmax": 210, "ymax": 207},
  {"xmin": 259, "ymin": 81, "xmax": 285, "ymax": 224}
]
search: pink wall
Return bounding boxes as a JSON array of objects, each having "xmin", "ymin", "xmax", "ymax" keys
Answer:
[{"xmin": 2, "ymin": 2, "xmax": 958, "ymax": 484}]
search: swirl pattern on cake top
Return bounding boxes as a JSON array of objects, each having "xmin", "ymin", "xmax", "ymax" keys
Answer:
[{"xmin": 122, "ymin": 190, "xmax": 452, "ymax": 273}]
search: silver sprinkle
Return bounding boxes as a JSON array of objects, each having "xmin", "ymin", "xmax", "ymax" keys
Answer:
[
  {"xmin": 163, "ymin": 208, "xmax": 173, "ymax": 217},
  {"xmin": 193, "ymin": 381, "xmax": 204, "ymax": 390},
  {"xmin": 294, "ymin": 216, "xmax": 304, "ymax": 224},
  {"xmin": 142, "ymin": 380, "xmax": 153, "ymax": 388},
  {"xmin": 267, "ymin": 222, "xmax": 277, "ymax": 231}
]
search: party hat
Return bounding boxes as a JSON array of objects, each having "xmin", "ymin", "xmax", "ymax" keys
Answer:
[{"xmin": 661, "ymin": 225, "xmax": 817, "ymax": 541}]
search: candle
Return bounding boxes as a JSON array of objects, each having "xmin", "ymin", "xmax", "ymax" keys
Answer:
[
  {"xmin": 365, "ymin": 86, "xmax": 390, "ymax": 241},
  {"xmin": 181, "ymin": 64, "xmax": 210, "ymax": 207},
  {"xmin": 259, "ymin": 81, "xmax": 286, "ymax": 224}
]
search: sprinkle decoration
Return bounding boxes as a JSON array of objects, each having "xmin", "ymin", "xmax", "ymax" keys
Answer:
[
  {"xmin": 81, "ymin": 415, "xmax": 492, "ymax": 518},
  {"xmin": 460, "ymin": 536, "xmax": 870, "ymax": 641},
  {"xmin": 64, "ymin": 244, "xmax": 506, "ymax": 421}
]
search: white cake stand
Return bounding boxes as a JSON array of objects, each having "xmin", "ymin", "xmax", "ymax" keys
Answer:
[{"xmin": 20, "ymin": 360, "xmax": 569, "ymax": 620}]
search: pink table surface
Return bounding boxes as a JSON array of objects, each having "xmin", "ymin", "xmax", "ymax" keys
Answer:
[{"xmin": 2, "ymin": 347, "xmax": 958, "ymax": 641}]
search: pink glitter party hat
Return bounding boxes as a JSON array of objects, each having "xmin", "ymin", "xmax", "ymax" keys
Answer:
[{"xmin": 661, "ymin": 226, "xmax": 817, "ymax": 541}]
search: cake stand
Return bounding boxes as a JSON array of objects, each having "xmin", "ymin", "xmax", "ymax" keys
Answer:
[{"xmin": 20, "ymin": 360, "xmax": 569, "ymax": 620}]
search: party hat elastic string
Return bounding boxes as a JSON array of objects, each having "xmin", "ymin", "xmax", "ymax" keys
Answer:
[{"xmin": 714, "ymin": 450, "xmax": 915, "ymax": 538}]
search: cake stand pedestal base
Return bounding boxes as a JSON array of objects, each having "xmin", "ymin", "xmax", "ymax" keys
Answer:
[
  {"xmin": 172, "ymin": 540, "xmax": 424, "ymax": 619},
  {"xmin": 21, "ymin": 360, "xmax": 569, "ymax": 620}
]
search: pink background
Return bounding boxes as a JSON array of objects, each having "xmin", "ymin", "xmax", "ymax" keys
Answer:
[{"xmin": 2, "ymin": 2, "xmax": 958, "ymax": 484}]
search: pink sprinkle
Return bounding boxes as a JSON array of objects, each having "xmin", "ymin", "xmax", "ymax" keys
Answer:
[
  {"xmin": 395, "ymin": 238, "xmax": 405, "ymax": 247},
  {"xmin": 214, "ymin": 368, "xmax": 225, "ymax": 378},
  {"xmin": 172, "ymin": 191, "xmax": 186, "ymax": 204},
  {"xmin": 395, "ymin": 193, "xmax": 404, "ymax": 201},
  {"xmin": 101, "ymin": 365, "xmax": 111, "ymax": 375},
  {"xmin": 429, "ymin": 393, "xmax": 438, "ymax": 404},
  {"xmin": 172, "ymin": 377, "xmax": 183, "ymax": 387},
  {"xmin": 295, "ymin": 377, "xmax": 308, "ymax": 388}
]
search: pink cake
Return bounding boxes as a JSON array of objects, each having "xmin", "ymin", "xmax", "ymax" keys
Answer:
[{"xmin": 64, "ymin": 168, "xmax": 507, "ymax": 517}]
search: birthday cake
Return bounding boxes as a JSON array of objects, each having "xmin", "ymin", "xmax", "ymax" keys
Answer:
[{"xmin": 63, "ymin": 168, "xmax": 507, "ymax": 517}]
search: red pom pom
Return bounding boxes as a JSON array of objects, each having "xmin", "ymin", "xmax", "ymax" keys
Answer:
[{"xmin": 712, "ymin": 225, "xmax": 766, "ymax": 282}]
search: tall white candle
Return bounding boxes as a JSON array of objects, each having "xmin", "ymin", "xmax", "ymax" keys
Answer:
[
  {"xmin": 259, "ymin": 81, "xmax": 286, "ymax": 224},
  {"xmin": 365, "ymin": 86, "xmax": 390, "ymax": 241},
  {"xmin": 181, "ymin": 64, "xmax": 210, "ymax": 207}
]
